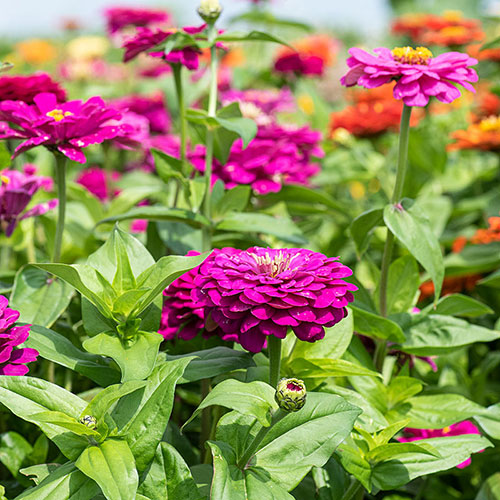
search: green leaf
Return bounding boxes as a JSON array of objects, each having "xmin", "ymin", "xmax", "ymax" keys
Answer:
[
  {"xmin": 151, "ymin": 148, "xmax": 187, "ymax": 186},
  {"xmin": 29, "ymin": 411, "xmax": 101, "ymax": 438},
  {"xmin": 213, "ymin": 185, "xmax": 252, "ymax": 218},
  {"xmin": 10, "ymin": 266, "xmax": 74, "ymax": 328},
  {"xmin": 371, "ymin": 435, "xmax": 491, "ymax": 490},
  {"xmin": 20, "ymin": 463, "xmax": 60, "ymax": 486},
  {"xmin": 216, "ymin": 212, "xmax": 306, "ymax": 244},
  {"xmin": 430, "ymin": 293, "xmax": 493, "ymax": 317},
  {"xmin": 75, "ymin": 440, "xmax": 138, "ymax": 500},
  {"xmin": 444, "ymin": 242, "xmax": 500, "ymax": 276},
  {"xmin": 351, "ymin": 305, "xmax": 405, "ymax": 343},
  {"xmin": 83, "ymin": 331, "xmax": 163, "ymax": 382},
  {"xmin": 396, "ymin": 313, "xmax": 500, "ymax": 355},
  {"xmin": 215, "ymin": 116, "xmax": 257, "ymax": 148},
  {"xmin": 25, "ymin": 324, "xmax": 120, "ymax": 387},
  {"xmin": 0, "ymin": 142, "xmax": 11, "ymax": 168},
  {"xmin": 479, "ymin": 268, "xmax": 500, "ymax": 288},
  {"xmin": 208, "ymin": 441, "xmax": 294, "ymax": 500},
  {"xmin": 366, "ymin": 442, "xmax": 439, "ymax": 463},
  {"xmin": 216, "ymin": 30, "xmax": 292, "ymax": 48},
  {"xmin": 476, "ymin": 472, "xmax": 500, "ymax": 500},
  {"xmin": 97, "ymin": 207, "xmax": 210, "ymax": 228},
  {"xmin": 138, "ymin": 442, "xmax": 202, "ymax": 500},
  {"xmin": 475, "ymin": 402, "xmax": 500, "ymax": 440},
  {"xmin": 384, "ymin": 199, "xmax": 444, "ymax": 302},
  {"xmin": 14, "ymin": 461, "xmax": 100, "ymax": 500},
  {"xmin": 0, "ymin": 432, "xmax": 32, "ymax": 477},
  {"xmin": 349, "ymin": 208, "xmax": 383, "ymax": 258},
  {"xmin": 287, "ymin": 358, "xmax": 380, "ymax": 379},
  {"xmin": 112, "ymin": 356, "xmax": 194, "ymax": 472},
  {"xmin": 183, "ymin": 380, "xmax": 278, "ymax": 430},
  {"xmin": 230, "ymin": 11, "xmax": 312, "ymax": 32},
  {"xmin": 253, "ymin": 392, "xmax": 362, "ymax": 491},
  {"xmin": 480, "ymin": 36, "xmax": 500, "ymax": 51}
]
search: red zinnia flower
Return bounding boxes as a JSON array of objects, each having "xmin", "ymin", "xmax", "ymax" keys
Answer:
[{"xmin": 0, "ymin": 73, "xmax": 66, "ymax": 104}]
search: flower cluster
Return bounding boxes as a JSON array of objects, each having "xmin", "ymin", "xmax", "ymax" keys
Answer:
[
  {"xmin": 0, "ymin": 92, "xmax": 130, "ymax": 163},
  {"xmin": 0, "ymin": 295, "xmax": 38, "ymax": 375},
  {"xmin": 274, "ymin": 35, "xmax": 338, "ymax": 77},
  {"xmin": 0, "ymin": 165, "xmax": 57, "ymax": 237},
  {"xmin": 398, "ymin": 421, "xmax": 482, "ymax": 468},
  {"xmin": 341, "ymin": 46, "xmax": 478, "ymax": 107},
  {"xmin": 193, "ymin": 247, "xmax": 356, "ymax": 352},
  {"xmin": 104, "ymin": 6, "xmax": 171, "ymax": 34},
  {"xmin": 0, "ymin": 73, "xmax": 66, "ymax": 104}
]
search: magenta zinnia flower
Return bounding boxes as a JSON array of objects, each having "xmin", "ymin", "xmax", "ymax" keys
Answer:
[
  {"xmin": 76, "ymin": 166, "xmax": 121, "ymax": 202},
  {"xmin": 193, "ymin": 247, "xmax": 356, "ymax": 352},
  {"xmin": 0, "ymin": 92, "xmax": 130, "ymax": 164},
  {"xmin": 0, "ymin": 295, "xmax": 38, "ymax": 375},
  {"xmin": 341, "ymin": 46, "xmax": 478, "ymax": 107},
  {"xmin": 1, "ymin": 165, "xmax": 57, "ymax": 237},
  {"xmin": 104, "ymin": 6, "xmax": 171, "ymax": 34},
  {"xmin": 398, "ymin": 421, "xmax": 482, "ymax": 468},
  {"xmin": 0, "ymin": 73, "xmax": 66, "ymax": 104}
]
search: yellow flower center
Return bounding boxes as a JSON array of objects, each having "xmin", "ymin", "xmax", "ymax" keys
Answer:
[
  {"xmin": 443, "ymin": 10, "xmax": 464, "ymax": 22},
  {"xmin": 1, "ymin": 174, "xmax": 9, "ymax": 186},
  {"xmin": 391, "ymin": 46, "xmax": 433, "ymax": 65},
  {"xmin": 251, "ymin": 251, "xmax": 299, "ymax": 277},
  {"xmin": 479, "ymin": 115, "xmax": 500, "ymax": 132},
  {"xmin": 442, "ymin": 426, "xmax": 451, "ymax": 434},
  {"xmin": 440, "ymin": 26, "xmax": 468, "ymax": 38},
  {"xmin": 46, "ymin": 109, "xmax": 73, "ymax": 122}
]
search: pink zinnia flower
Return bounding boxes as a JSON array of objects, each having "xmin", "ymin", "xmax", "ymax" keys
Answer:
[
  {"xmin": 0, "ymin": 295, "xmax": 38, "ymax": 375},
  {"xmin": 122, "ymin": 25, "xmax": 207, "ymax": 70},
  {"xmin": 0, "ymin": 92, "xmax": 130, "ymax": 164},
  {"xmin": 1, "ymin": 165, "xmax": 57, "ymax": 237},
  {"xmin": 111, "ymin": 93, "xmax": 170, "ymax": 133},
  {"xmin": 398, "ymin": 421, "xmax": 482, "ymax": 468},
  {"xmin": 193, "ymin": 247, "xmax": 356, "ymax": 353},
  {"xmin": 104, "ymin": 6, "xmax": 171, "ymax": 34},
  {"xmin": 76, "ymin": 166, "xmax": 121, "ymax": 202},
  {"xmin": 108, "ymin": 110, "xmax": 150, "ymax": 150},
  {"xmin": 0, "ymin": 73, "xmax": 66, "ymax": 104},
  {"xmin": 341, "ymin": 46, "xmax": 478, "ymax": 107}
]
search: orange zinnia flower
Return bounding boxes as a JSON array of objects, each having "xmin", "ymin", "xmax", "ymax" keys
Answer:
[
  {"xmin": 448, "ymin": 116, "xmax": 500, "ymax": 151},
  {"xmin": 467, "ymin": 43, "xmax": 500, "ymax": 63},
  {"xmin": 419, "ymin": 274, "xmax": 482, "ymax": 301},
  {"xmin": 15, "ymin": 39, "xmax": 57, "ymax": 65}
]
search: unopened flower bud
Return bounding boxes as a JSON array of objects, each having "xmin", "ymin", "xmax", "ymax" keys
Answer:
[
  {"xmin": 80, "ymin": 415, "xmax": 97, "ymax": 429},
  {"xmin": 198, "ymin": 0, "xmax": 222, "ymax": 22},
  {"xmin": 275, "ymin": 378, "xmax": 306, "ymax": 412}
]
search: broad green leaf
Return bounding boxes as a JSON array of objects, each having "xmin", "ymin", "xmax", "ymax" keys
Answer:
[
  {"xmin": 479, "ymin": 268, "xmax": 500, "ymax": 288},
  {"xmin": 215, "ymin": 116, "xmax": 257, "ymax": 148},
  {"xmin": 474, "ymin": 402, "xmax": 500, "ymax": 440},
  {"xmin": 334, "ymin": 441, "xmax": 372, "ymax": 491},
  {"xmin": 216, "ymin": 30, "xmax": 292, "ymax": 47},
  {"xmin": 25, "ymin": 324, "xmax": 120, "ymax": 387},
  {"xmin": 213, "ymin": 185, "xmax": 252, "ymax": 218},
  {"xmin": 10, "ymin": 266, "xmax": 74, "ymax": 328},
  {"xmin": 184, "ymin": 380, "xmax": 277, "ymax": 430},
  {"xmin": 14, "ymin": 461, "xmax": 100, "ymax": 500},
  {"xmin": 396, "ymin": 313, "xmax": 500, "ymax": 355},
  {"xmin": 216, "ymin": 212, "xmax": 306, "ymax": 244},
  {"xmin": 287, "ymin": 358, "xmax": 380, "ymax": 379},
  {"xmin": 351, "ymin": 305, "xmax": 405, "ymax": 343},
  {"xmin": 365, "ymin": 442, "xmax": 439, "ymax": 463},
  {"xmin": 138, "ymin": 442, "xmax": 202, "ymax": 500},
  {"xmin": 427, "ymin": 293, "xmax": 493, "ymax": 317},
  {"xmin": 254, "ymin": 392, "xmax": 362, "ymax": 491},
  {"xmin": 162, "ymin": 347, "xmax": 255, "ymax": 383},
  {"xmin": 0, "ymin": 431, "xmax": 32, "ymax": 477},
  {"xmin": 75, "ymin": 440, "xmax": 138, "ymax": 500},
  {"xmin": 112, "ymin": 356, "xmax": 194, "ymax": 471},
  {"xmin": 371, "ymin": 435, "xmax": 491, "ymax": 490},
  {"xmin": 20, "ymin": 463, "xmax": 60, "ymax": 486},
  {"xmin": 384, "ymin": 199, "xmax": 444, "ymax": 302},
  {"xmin": 83, "ymin": 331, "xmax": 163, "ymax": 382},
  {"xmin": 444, "ymin": 242, "xmax": 500, "ymax": 276},
  {"xmin": 386, "ymin": 377, "xmax": 423, "ymax": 409},
  {"xmin": 29, "ymin": 411, "xmax": 101, "ymax": 437},
  {"xmin": 208, "ymin": 441, "xmax": 293, "ymax": 500},
  {"xmin": 476, "ymin": 472, "xmax": 500, "ymax": 500},
  {"xmin": 151, "ymin": 148, "xmax": 188, "ymax": 186},
  {"xmin": 349, "ymin": 208, "xmax": 383, "ymax": 258}
]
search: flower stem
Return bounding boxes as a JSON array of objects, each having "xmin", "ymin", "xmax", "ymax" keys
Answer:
[
  {"xmin": 172, "ymin": 64, "xmax": 187, "ymax": 175},
  {"xmin": 237, "ymin": 409, "xmax": 287, "ymax": 469},
  {"xmin": 378, "ymin": 104, "xmax": 412, "ymax": 317},
  {"xmin": 199, "ymin": 378, "xmax": 212, "ymax": 461},
  {"xmin": 341, "ymin": 479, "xmax": 364, "ymax": 500},
  {"xmin": 268, "ymin": 335, "xmax": 282, "ymax": 388},
  {"xmin": 52, "ymin": 154, "xmax": 67, "ymax": 263}
]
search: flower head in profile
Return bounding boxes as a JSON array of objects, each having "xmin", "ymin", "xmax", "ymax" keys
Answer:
[
  {"xmin": 0, "ymin": 92, "xmax": 130, "ymax": 163},
  {"xmin": 341, "ymin": 46, "xmax": 478, "ymax": 107},
  {"xmin": 0, "ymin": 165, "xmax": 57, "ymax": 237},
  {"xmin": 274, "ymin": 35, "xmax": 339, "ymax": 77},
  {"xmin": 448, "ymin": 115, "xmax": 500, "ymax": 151},
  {"xmin": 104, "ymin": 6, "xmax": 171, "ymax": 34},
  {"xmin": 0, "ymin": 295, "xmax": 38, "ymax": 375},
  {"xmin": 0, "ymin": 73, "xmax": 66, "ymax": 104},
  {"xmin": 193, "ymin": 247, "xmax": 356, "ymax": 352},
  {"xmin": 76, "ymin": 166, "xmax": 121, "ymax": 202},
  {"xmin": 398, "ymin": 421, "xmax": 482, "ymax": 468}
]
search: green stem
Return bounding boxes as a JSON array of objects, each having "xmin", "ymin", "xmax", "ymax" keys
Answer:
[
  {"xmin": 341, "ymin": 479, "xmax": 364, "ymax": 500},
  {"xmin": 172, "ymin": 64, "xmax": 187, "ymax": 175},
  {"xmin": 378, "ymin": 104, "xmax": 412, "ymax": 318},
  {"xmin": 52, "ymin": 154, "xmax": 67, "ymax": 263},
  {"xmin": 237, "ymin": 409, "xmax": 287, "ymax": 469},
  {"xmin": 268, "ymin": 335, "xmax": 282, "ymax": 388},
  {"xmin": 199, "ymin": 378, "xmax": 212, "ymax": 462}
]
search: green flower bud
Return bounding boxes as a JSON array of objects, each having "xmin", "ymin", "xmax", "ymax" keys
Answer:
[
  {"xmin": 198, "ymin": 0, "xmax": 222, "ymax": 22},
  {"xmin": 275, "ymin": 378, "xmax": 306, "ymax": 412},
  {"xmin": 80, "ymin": 415, "xmax": 97, "ymax": 429}
]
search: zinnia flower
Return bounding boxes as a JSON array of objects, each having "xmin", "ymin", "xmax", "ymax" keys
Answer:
[
  {"xmin": 0, "ymin": 165, "xmax": 57, "ymax": 237},
  {"xmin": 104, "ymin": 6, "xmax": 171, "ymax": 34},
  {"xmin": 0, "ymin": 73, "xmax": 66, "ymax": 104},
  {"xmin": 274, "ymin": 35, "xmax": 338, "ymax": 77},
  {"xmin": 398, "ymin": 421, "xmax": 482, "ymax": 468},
  {"xmin": 0, "ymin": 295, "xmax": 38, "ymax": 375},
  {"xmin": 448, "ymin": 116, "xmax": 500, "ymax": 151},
  {"xmin": 0, "ymin": 92, "xmax": 130, "ymax": 163},
  {"xmin": 419, "ymin": 275, "xmax": 481, "ymax": 301},
  {"xmin": 341, "ymin": 46, "xmax": 478, "ymax": 107},
  {"xmin": 15, "ymin": 39, "xmax": 57, "ymax": 65},
  {"xmin": 76, "ymin": 166, "xmax": 121, "ymax": 202},
  {"xmin": 193, "ymin": 247, "xmax": 356, "ymax": 352}
]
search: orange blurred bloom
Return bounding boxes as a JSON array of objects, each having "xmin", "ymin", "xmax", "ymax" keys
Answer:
[
  {"xmin": 448, "ymin": 116, "xmax": 500, "ymax": 151},
  {"xmin": 422, "ymin": 25, "xmax": 484, "ymax": 47},
  {"xmin": 419, "ymin": 274, "xmax": 482, "ymax": 301},
  {"xmin": 15, "ymin": 39, "xmax": 57, "ymax": 65},
  {"xmin": 471, "ymin": 216, "xmax": 500, "ymax": 245},
  {"xmin": 222, "ymin": 47, "xmax": 246, "ymax": 68},
  {"xmin": 467, "ymin": 43, "xmax": 500, "ymax": 63},
  {"xmin": 474, "ymin": 87, "xmax": 500, "ymax": 119}
]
